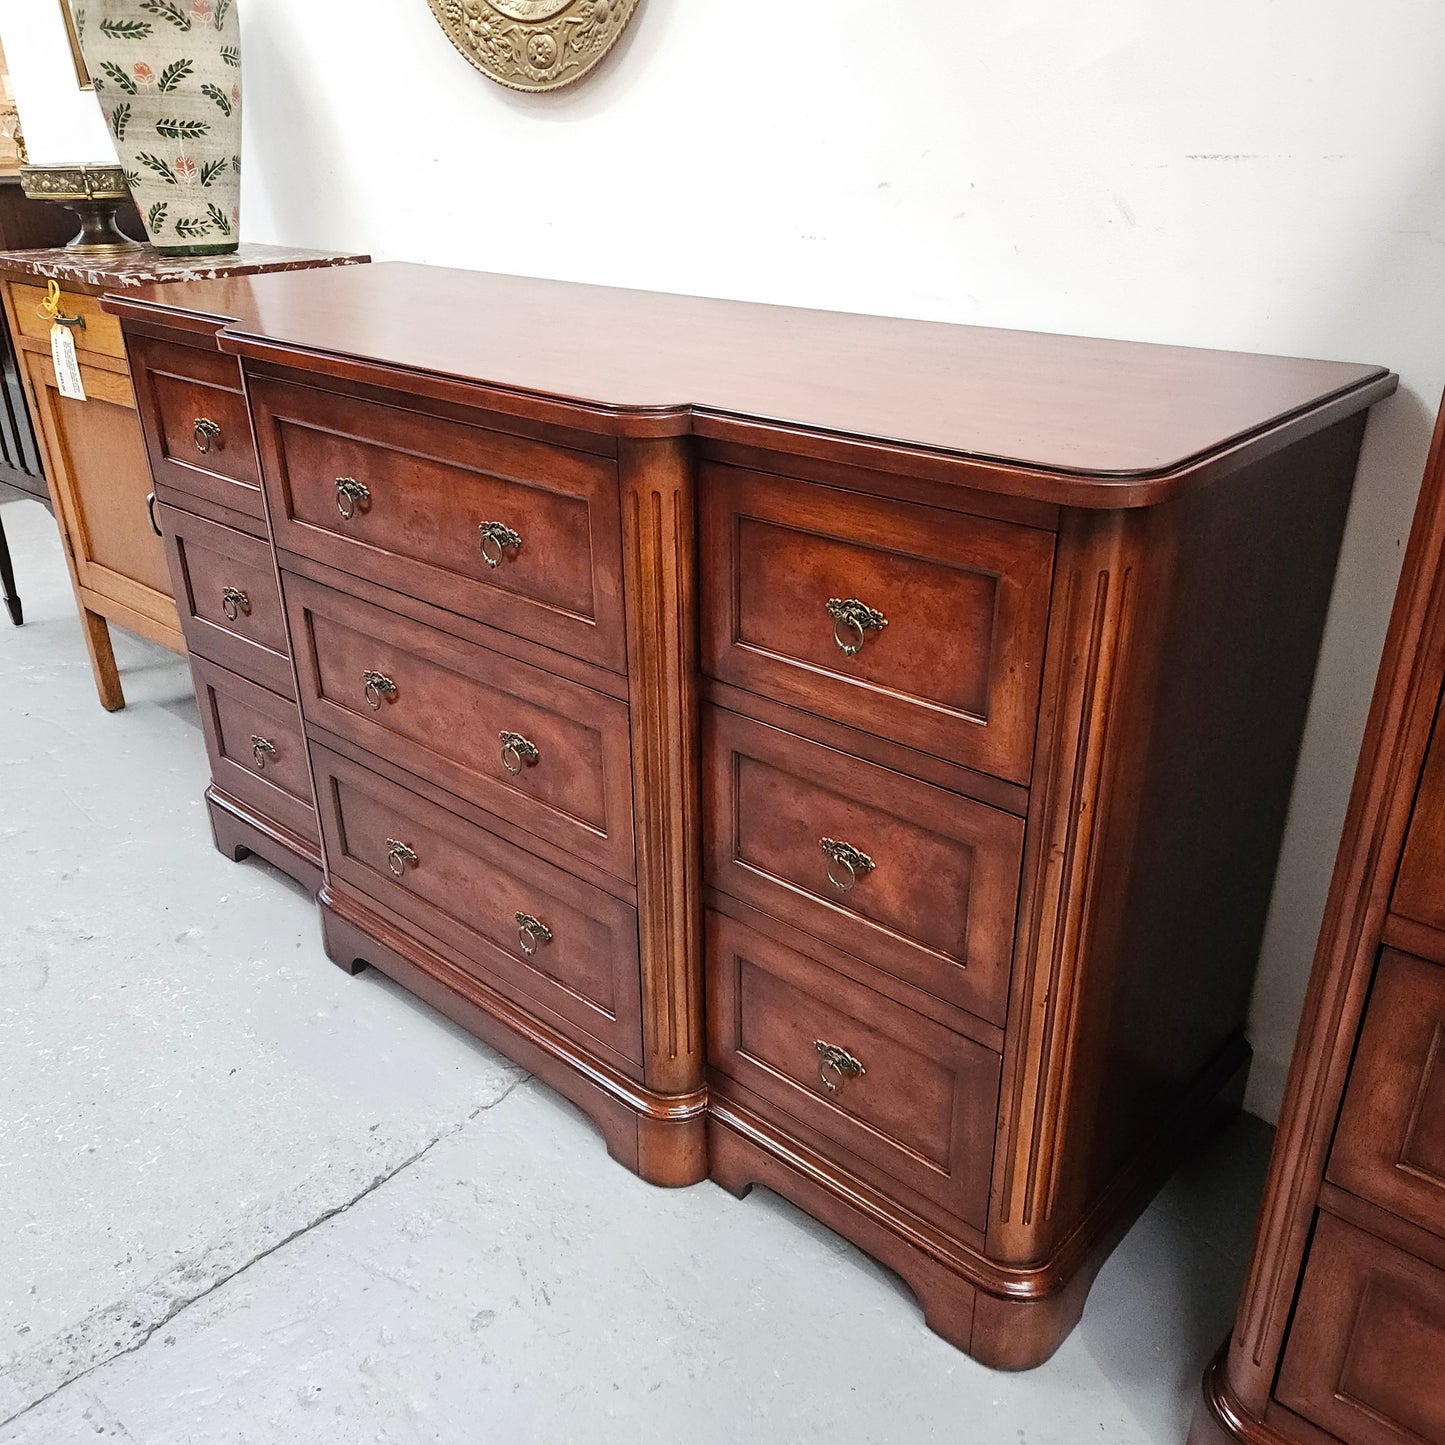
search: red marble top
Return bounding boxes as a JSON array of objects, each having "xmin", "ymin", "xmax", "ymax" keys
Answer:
[{"xmin": 0, "ymin": 241, "xmax": 368, "ymax": 290}]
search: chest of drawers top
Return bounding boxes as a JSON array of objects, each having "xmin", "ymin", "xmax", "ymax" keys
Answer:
[{"xmin": 105, "ymin": 261, "xmax": 1393, "ymax": 505}]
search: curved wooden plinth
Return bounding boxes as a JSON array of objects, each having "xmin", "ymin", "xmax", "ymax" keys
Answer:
[
  {"xmin": 319, "ymin": 887, "xmax": 709, "ymax": 1189},
  {"xmin": 207, "ymin": 786, "xmax": 323, "ymax": 896},
  {"xmin": 709, "ymin": 1106, "xmax": 1085, "ymax": 1369},
  {"xmin": 710, "ymin": 1038, "xmax": 1249, "ymax": 1371},
  {"xmin": 1188, "ymin": 1348, "xmax": 1294, "ymax": 1445}
]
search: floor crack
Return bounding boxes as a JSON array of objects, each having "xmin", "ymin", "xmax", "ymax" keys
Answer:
[{"xmin": 1, "ymin": 1075, "xmax": 528, "ymax": 1431}]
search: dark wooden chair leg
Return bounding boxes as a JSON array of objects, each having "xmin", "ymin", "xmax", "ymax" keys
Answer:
[{"xmin": 0, "ymin": 509, "xmax": 21, "ymax": 626}]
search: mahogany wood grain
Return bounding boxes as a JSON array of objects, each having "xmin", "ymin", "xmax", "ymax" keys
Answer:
[
  {"xmin": 703, "ymin": 705, "xmax": 1023, "ymax": 1026},
  {"xmin": 1319, "ymin": 1181, "xmax": 1445, "ymax": 1276},
  {"xmin": 1327, "ymin": 949, "xmax": 1445, "ymax": 1238},
  {"xmin": 248, "ymin": 373, "xmax": 628, "ymax": 671},
  {"xmin": 191, "ymin": 654, "xmax": 317, "ymax": 846},
  {"xmin": 108, "ymin": 263, "xmax": 1394, "ymax": 1372},
  {"xmin": 700, "ymin": 675, "xmax": 1029, "ymax": 819},
  {"xmin": 1196, "ymin": 393, "xmax": 1445, "ymax": 1444},
  {"xmin": 705, "ymin": 889, "xmax": 1006, "ymax": 1052},
  {"xmin": 318, "ymin": 886, "xmax": 707, "ymax": 1186},
  {"xmin": 160, "ymin": 500, "xmax": 292, "ymax": 697},
  {"xmin": 128, "ymin": 332, "xmax": 262, "ymax": 519},
  {"xmin": 697, "ymin": 436, "xmax": 1061, "ymax": 532},
  {"xmin": 1276, "ymin": 1210, "xmax": 1445, "ymax": 1445},
  {"xmin": 706, "ymin": 910, "xmax": 1001, "ymax": 1234},
  {"xmin": 110, "ymin": 264, "xmax": 1392, "ymax": 499},
  {"xmin": 284, "ymin": 569, "xmax": 636, "ymax": 882},
  {"xmin": 619, "ymin": 437, "xmax": 707, "ymax": 1101},
  {"xmin": 207, "ymin": 784, "xmax": 323, "ymax": 896},
  {"xmin": 276, "ymin": 545, "xmax": 628, "ymax": 702},
  {"xmin": 1393, "ymin": 700, "xmax": 1445, "ymax": 935},
  {"xmin": 699, "ymin": 462, "xmax": 1055, "ymax": 784},
  {"xmin": 313, "ymin": 740, "xmax": 644, "ymax": 1074},
  {"xmin": 307, "ymin": 721, "xmax": 635, "ymax": 907}
]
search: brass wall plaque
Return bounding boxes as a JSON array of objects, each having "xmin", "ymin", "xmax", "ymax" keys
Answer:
[{"xmin": 427, "ymin": 0, "xmax": 641, "ymax": 92}]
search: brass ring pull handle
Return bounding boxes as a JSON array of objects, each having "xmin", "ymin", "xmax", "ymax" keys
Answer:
[
  {"xmin": 825, "ymin": 597, "xmax": 888, "ymax": 657},
  {"xmin": 515, "ymin": 911, "xmax": 552, "ymax": 957},
  {"xmin": 250, "ymin": 735, "xmax": 276, "ymax": 770},
  {"xmin": 145, "ymin": 491, "xmax": 162, "ymax": 538},
  {"xmin": 335, "ymin": 477, "xmax": 371, "ymax": 520},
  {"xmin": 479, "ymin": 521, "xmax": 522, "ymax": 569},
  {"xmin": 362, "ymin": 670, "xmax": 398, "ymax": 711},
  {"xmin": 820, "ymin": 837, "xmax": 875, "ymax": 894},
  {"xmin": 53, "ymin": 310, "xmax": 86, "ymax": 331},
  {"xmin": 386, "ymin": 838, "xmax": 418, "ymax": 878},
  {"xmin": 499, "ymin": 731, "xmax": 541, "ymax": 776},
  {"xmin": 220, "ymin": 586, "xmax": 250, "ymax": 623},
  {"xmin": 815, "ymin": 1040, "xmax": 866, "ymax": 1096},
  {"xmin": 193, "ymin": 417, "xmax": 223, "ymax": 454}
]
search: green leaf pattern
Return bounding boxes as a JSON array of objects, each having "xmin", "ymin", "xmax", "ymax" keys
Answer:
[
  {"xmin": 156, "ymin": 116, "xmax": 209, "ymax": 138},
  {"xmin": 138, "ymin": 0, "xmax": 189, "ymax": 30},
  {"xmin": 99, "ymin": 60, "xmax": 137, "ymax": 93},
  {"xmin": 135, "ymin": 151, "xmax": 178, "ymax": 183},
  {"xmin": 87, "ymin": 2, "xmax": 240, "ymax": 250},
  {"xmin": 157, "ymin": 58, "xmax": 194, "ymax": 91}
]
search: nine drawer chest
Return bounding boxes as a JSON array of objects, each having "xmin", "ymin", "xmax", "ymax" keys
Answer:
[{"xmin": 104, "ymin": 263, "xmax": 1395, "ymax": 1368}]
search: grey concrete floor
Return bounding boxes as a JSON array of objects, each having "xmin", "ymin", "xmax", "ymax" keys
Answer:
[{"xmin": 0, "ymin": 494, "xmax": 1271, "ymax": 1444}]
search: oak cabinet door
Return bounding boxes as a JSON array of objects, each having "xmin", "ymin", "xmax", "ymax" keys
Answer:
[{"xmin": 24, "ymin": 350, "xmax": 176, "ymax": 622}]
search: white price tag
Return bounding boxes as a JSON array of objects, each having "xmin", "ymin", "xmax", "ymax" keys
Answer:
[{"xmin": 51, "ymin": 323, "xmax": 86, "ymax": 402}]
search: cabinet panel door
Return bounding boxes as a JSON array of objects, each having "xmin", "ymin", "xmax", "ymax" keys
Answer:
[
  {"xmin": 24, "ymin": 350, "xmax": 174, "ymax": 613},
  {"xmin": 1395, "ymin": 698, "xmax": 1445, "ymax": 936},
  {"xmin": 1328, "ymin": 949, "xmax": 1445, "ymax": 1235},
  {"xmin": 1277, "ymin": 1210, "xmax": 1445, "ymax": 1445}
]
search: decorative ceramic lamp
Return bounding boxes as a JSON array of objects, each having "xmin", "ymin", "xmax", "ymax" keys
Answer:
[{"xmin": 75, "ymin": 0, "xmax": 242, "ymax": 255}]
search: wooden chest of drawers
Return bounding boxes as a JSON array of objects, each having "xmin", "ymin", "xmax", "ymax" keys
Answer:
[
  {"xmin": 108, "ymin": 263, "xmax": 1395, "ymax": 1370},
  {"xmin": 1195, "ymin": 397, "xmax": 1445, "ymax": 1444}
]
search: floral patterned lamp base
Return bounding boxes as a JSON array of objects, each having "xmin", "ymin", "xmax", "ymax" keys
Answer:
[{"xmin": 76, "ymin": 0, "xmax": 242, "ymax": 256}]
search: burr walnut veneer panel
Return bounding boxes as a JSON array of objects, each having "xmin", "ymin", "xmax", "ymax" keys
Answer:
[{"xmin": 109, "ymin": 263, "xmax": 1395, "ymax": 1372}]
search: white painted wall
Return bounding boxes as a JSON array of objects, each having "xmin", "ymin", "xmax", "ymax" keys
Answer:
[{"xmin": 5, "ymin": 0, "xmax": 1445, "ymax": 1119}]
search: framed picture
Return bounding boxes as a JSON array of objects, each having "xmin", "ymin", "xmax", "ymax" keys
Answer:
[{"xmin": 60, "ymin": 1, "xmax": 93, "ymax": 90}]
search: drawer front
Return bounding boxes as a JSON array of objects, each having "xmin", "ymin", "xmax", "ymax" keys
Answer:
[
  {"xmin": 11, "ymin": 282, "xmax": 126, "ymax": 360},
  {"xmin": 129, "ymin": 333, "xmax": 263, "ymax": 519},
  {"xmin": 704, "ymin": 706, "xmax": 1022, "ymax": 1025},
  {"xmin": 700, "ymin": 464, "xmax": 1055, "ymax": 785},
  {"xmin": 706, "ymin": 911, "xmax": 1000, "ymax": 1230},
  {"xmin": 1395, "ymin": 700, "xmax": 1445, "ymax": 936},
  {"xmin": 285, "ymin": 573, "xmax": 635, "ymax": 882},
  {"xmin": 1277, "ymin": 1210, "xmax": 1445, "ymax": 1445},
  {"xmin": 249, "ymin": 377, "xmax": 627, "ymax": 671},
  {"xmin": 1328, "ymin": 949, "xmax": 1445, "ymax": 1236},
  {"xmin": 192, "ymin": 656, "xmax": 316, "ymax": 845},
  {"xmin": 314, "ymin": 743, "xmax": 643, "ymax": 1070},
  {"xmin": 161, "ymin": 501, "xmax": 293, "ymax": 697}
]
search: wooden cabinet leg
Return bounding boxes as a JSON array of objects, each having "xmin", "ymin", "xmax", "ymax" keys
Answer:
[{"xmin": 80, "ymin": 608, "xmax": 124, "ymax": 711}]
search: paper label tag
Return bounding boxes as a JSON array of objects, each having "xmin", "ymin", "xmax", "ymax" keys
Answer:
[{"xmin": 51, "ymin": 324, "xmax": 86, "ymax": 402}]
